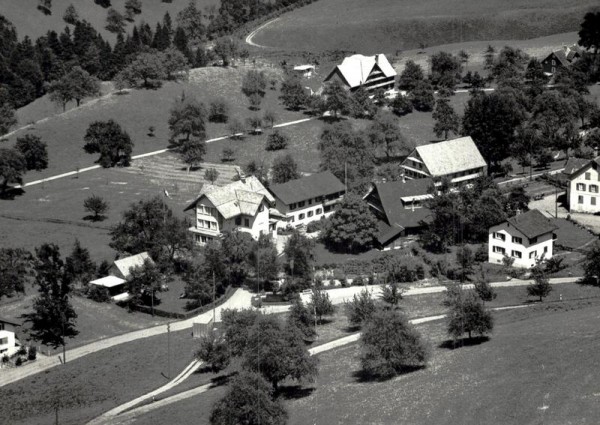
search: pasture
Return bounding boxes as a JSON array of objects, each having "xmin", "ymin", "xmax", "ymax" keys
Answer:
[
  {"xmin": 252, "ymin": 0, "xmax": 598, "ymax": 53},
  {"xmin": 0, "ymin": 0, "xmax": 218, "ymax": 42}
]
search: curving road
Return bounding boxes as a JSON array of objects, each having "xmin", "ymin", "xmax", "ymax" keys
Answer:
[{"xmin": 245, "ymin": 17, "xmax": 280, "ymax": 48}]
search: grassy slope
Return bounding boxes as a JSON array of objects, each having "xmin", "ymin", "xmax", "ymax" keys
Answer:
[
  {"xmin": 130, "ymin": 295, "xmax": 600, "ymax": 425},
  {"xmin": 254, "ymin": 0, "xmax": 599, "ymax": 53},
  {"xmin": 0, "ymin": 0, "xmax": 217, "ymax": 42}
]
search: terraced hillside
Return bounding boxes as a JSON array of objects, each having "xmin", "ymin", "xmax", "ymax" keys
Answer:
[{"xmin": 252, "ymin": 0, "xmax": 599, "ymax": 53}]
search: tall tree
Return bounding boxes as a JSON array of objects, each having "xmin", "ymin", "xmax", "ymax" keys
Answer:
[
  {"xmin": 398, "ymin": 60, "xmax": 424, "ymax": 92},
  {"xmin": 447, "ymin": 290, "xmax": 493, "ymax": 341},
  {"xmin": 582, "ymin": 242, "xmax": 600, "ymax": 285},
  {"xmin": 105, "ymin": 8, "xmax": 126, "ymax": 34},
  {"xmin": 63, "ymin": 4, "xmax": 79, "ymax": 25},
  {"xmin": 122, "ymin": 51, "xmax": 168, "ymax": 88},
  {"xmin": 29, "ymin": 244, "xmax": 78, "ymax": 348},
  {"xmin": 213, "ymin": 37, "xmax": 238, "ymax": 67},
  {"xmin": 283, "ymin": 231, "xmax": 314, "ymax": 280},
  {"xmin": 168, "ymin": 96, "xmax": 207, "ymax": 144},
  {"xmin": 15, "ymin": 135, "xmax": 48, "ymax": 171},
  {"xmin": 83, "ymin": 120, "xmax": 133, "ymax": 167},
  {"xmin": 367, "ymin": 110, "xmax": 409, "ymax": 158},
  {"xmin": 530, "ymin": 90, "xmax": 578, "ymax": 158},
  {"xmin": 48, "ymin": 66, "xmax": 100, "ymax": 108},
  {"xmin": 280, "ymin": 74, "xmax": 307, "ymax": 110},
  {"xmin": 527, "ymin": 263, "xmax": 552, "ymax": 302},
  {"xmin": 323, "ymin": 80, "xmax": 350, "ymax": 118},
  {"xmin": 0, "ymin": 148, "xmax": 26, "ymax": 194},
  {"xmin": 178, "ymin": 138, "xmax": 207, "ymax": 173},
  {"xmin": 409, "ymin": 80, "xmax": 435, "ymax": 112},
  {"xmin": 307, "ymin": 288, "xmax": 334, "ymax": 324},
  {"xmin": 271, "ymin": 154, "xmax": 299, "ymax": 184},
  {"xmin": 433, "ymin": 97, "xmax": 460, "ymax": 140},
  {"xmin": 127, "ymin": 258, "xmax": 164, "ymax": 311},
  {"xmin": 0, "ymin": 248, "xmax": 32, "ymax": 299},
  {"xmin": 64, "ymin": 240, "xmax": 96, "ymax": 287},
  {"xmin": 176, "ymin": 0, "xmax": 206, "ymax": 47},
  {"xmin": 322, "ymin": 194, "xmax": 379, "ymax": 253},
  {"xmin": 578, "ymin": 12, "xmax": 600, "ymax": 56},
  {"xmin": 429, "ymin": 51, "xmax": 462, "ymax": 89},
  {"xmin": 0, "ymin": 102, "xmax": 17, "ymax": 136}
]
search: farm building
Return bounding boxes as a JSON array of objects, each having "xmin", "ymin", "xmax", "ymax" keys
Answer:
[
  {"xmin": 293, "ymin": 64, "xmax": 316, "ymax": 78},
  {"xmin": 111, "ymin": 252, "xmax": 154, "ymax": 280},
  {"xmin": 488, "ymin": 209, "xmax": 558, "ymax": 268},
  {"xmin": 363, "ymin": 177, "xmax": 433, "ymax": 250},
  {"xmin": 0, "ymin": 316, "xmax": 22, "ymax": 357},
  {"xmin": 324, "ymin": 54, "xmax": 397, "ymax": 91},
  {"xmin": 541, "ymin": 44, "xmax": 582, "ymax": 76},
  {"xmin": 269, "ymin": 171, "xmax": 346, "ymax": 228},
  {"xmin": 563, "ymin": 156, "xmax": 600, "ymax": 214},
  {"xmin": 184, "ymin": 176, "xmax": 277, "ymax": 244},
  {"xmin": 89, "ymin": 276, "xmax": 129, "ymax": 301},
  {"xmin": 400, "ymin": 136, "xmax": 487, "ymax": 187}
]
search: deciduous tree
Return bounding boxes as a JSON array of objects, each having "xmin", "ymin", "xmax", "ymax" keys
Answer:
[
  {"xmin": 344, "ymin": 288, "xmax": 377, "ymax": 328},
  {"xmin": 0, "ymin": 148, "xmax": 26, "ymax": 194},
  {"xmin": 433, "ymin": 97, "xmax": 460, "ymax": 140},
  {"xmin": 308, "ymin": 288, "xmax": 334, "ymax": 324},
  {"xmin": 64, "ymin": 240, "xmax": 96, "ymax": 286},
  {"xmin": 409, "ymin": 80, "xmax": 435, "ymax": 112},
  {"xmin": 271, "ymin": 154, "xmax": 299, "ymax": 184},
  {"xmin": 367, "ymin": 110, "xmax": 409, "ymax": 158},
  {"xmin": 15, "ymin": 135, "xmax": 48, "ymax": 171},
  {"xmin": 447, "ymin": 290, "xmax": 493, "ymax": 341},
  {"xmin": 0, "ymin": 248, "xmax": 32, "ymax": 299},
  {"xmin": 83, "ymin": 195, "xmax": 109, "ymax": 221},
  {"xmin": 527, "ymin": 263, "xmax": 552, "ymax": 302},
  {"xmin": 0, "ymin": 102, "xmax": 17, "ymax": 136},
  {"xmin": 283, "ymin": 231, "xmax": 314, "ymax": 280},
  {"xmin": 196, "ymin": 331, "xmax": 231, "ymax": 373},
  {"xmin": 280, "ymin": 74, "xmax": 307, "ymax": 110},
  {"xmin": 168, "ymin": 96, "xmax": 207, "ymax": 143},
  {"xmin": 266, "ymin": 131, "xmax": 288, "ymax": 151},
  {"xmin": 105, "ymin": 8, "xmax": 126, "ymax": 34},
  {"xmin": 323, "ymin": 80, "xmax": 350, "ymax": 118},
  {"xmin": 83, "ymin": 120, "xmax": 133, "ymax": 167},
  {"xmin": 204, "ymin": 167, "xmax": 219, "ymax": 184},
  {"xmin": 178, "ymin": 138, "xmax": 207, "ymax": 173},
  {"xmin": 582, "ymin": 242, "xmax": 600, "ymax": 285},
  {"xmin": 398, "ymin": 60, "xmax": 424, "ymax": 92}
]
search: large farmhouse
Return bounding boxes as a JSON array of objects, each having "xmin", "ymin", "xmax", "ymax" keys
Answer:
[
  {"xmin": 541, "ymin": 44, "xmax": 582, "ymax": 76},
  {"xmin": 269, "ymin": 171, "xmax": 346, "ymax": 228},
  {"xmin": 324, "ymin": 54, "xmax": 397, "ymax": 92},
  {"xmin": 400, "ymin": 136, "xmax": 487, "ymax": 187},
  {"xmin": 563, "ymin": 157, "xmax": 600, "ymax": 214},
  {"xmin": 364, "ymin": 177, "xmax": 433, "ymax": 250},
  {"xmin": 185, "ymin": 176, "xmax": 276, "ymax": 245},
  {"xmin": 488, "ymin": 209, "xmax": 558, "ymax": 268}
]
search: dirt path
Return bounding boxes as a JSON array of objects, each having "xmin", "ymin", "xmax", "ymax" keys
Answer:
[{"xmin": 245, "ymin": 18, "xmax": 280, "ymax": 48}]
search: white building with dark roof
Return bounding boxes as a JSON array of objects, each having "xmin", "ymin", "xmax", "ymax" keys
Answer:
[
  {"xmin": 324, "ymin": 54, "xmax": 397, "ymax": 92},
  {"xmin": 184, "ymin": 176, "xmax": 277, "ymax": 244},
  {"xmin": 269, "ymin": 171, "xmax": 346, "ymax": 228},
  {"xmin": 0, "ymin": 316, "xmax": 22, "ymax": 357},
  {"xmin": 401, "ymin": 136, "xmax": 487, "ymax": 187},
  {"xmin": 488, "ymin": 209, "xmax": 558, "ymax": 268},
  {"xmin": 563, "ymin": 157, "xmax": 600, "ymax": 214},
  {"xmin": 111, "ymin": 252, "xmax": 154, "ymax": 280}
]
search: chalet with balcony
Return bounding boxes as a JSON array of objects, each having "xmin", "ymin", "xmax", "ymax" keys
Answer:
[
  {"xmin": 184, "ymin": 176, "xmax": 276, "ymax": 245},
  {"xmin": 324, "ymin": 54, "xmax": 397, "ymax": 92},
  {"xmin": 488, "ymin": 209, "xmax": 558, "ymax": 268},
  {"xmin": 363, "ymin": 177, "xmax": 434, "ymax": 250},
  {"xmin": 269, "ymin": 171, "xmax": 346, "ymax": 228},
  {"xmin": 400, "ymin": 136, "xmax": 487, "ymax": 187},
  {"xmin": 541, "ymin": 44, "xmax": 582, "ymax": 76},
  {"xmin": 564, "ymin": 156, "xmax": 600, "ymax": 214}
]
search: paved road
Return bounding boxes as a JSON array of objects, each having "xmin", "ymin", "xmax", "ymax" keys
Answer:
[{"xmin": 245, "ymin": 17, "xmax": 280, "ymax": 48}]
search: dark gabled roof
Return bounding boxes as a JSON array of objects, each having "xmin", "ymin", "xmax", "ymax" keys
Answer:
[
  {"xmin": 563, "ymin": 157, "xmax": 593, "ymax": 176},
  {"xmin": 505, "ymin": 209, "xmax": 559, "ymax": 239},
  {"xmin": 376, "ymin": 220, "xmax": 405, "ymax": 246},
  {"xmin": 0, "ymin": 316, "xmax": 22, "ymax": 327},
  {"xmin": 269, "ymin": 171, "xmax": 345, "ymax": 205}
]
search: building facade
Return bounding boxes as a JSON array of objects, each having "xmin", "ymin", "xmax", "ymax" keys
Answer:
[
  {"xmin": 488, "ymin": 209, "xmax": 558, "ymax": 268},
  {"xmin": 324, "ymin": 54, "xmax": 397, "ymax": 92},
  {"xmin": 541, "ymin": 45, "xmax": 581, "ymax": 76},
  {"xmin": 0, "ymin": 317, "xmax": 21, "ymax": 357},
  {"xmin": 564, "ymin": 157, "xmax": 600, "ymax": 214},
  {"xmin": 401, "ymin": 136, "xmax": 487, "ymax": 187},
  {"xmin": 269, "ymin": 171, "xmax": 346, "ymax": 228}
]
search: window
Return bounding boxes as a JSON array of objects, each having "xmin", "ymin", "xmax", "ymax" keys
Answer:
[
  {"xmin": 529, "ymin": 251, "xmax": 536, "ymax": 259},
  {"xmin": 592, "ymin": 197, "xmax": 597, "ymax": 206},
  {"xmin": 511, "ymin": 250, "xmax": 522, "ymax": 259},
  {"xmin": 552, "ymin": 59, "xmax": 556, "ymax": 65},
  {"xmin": 577, "ymin": 183, "xmax": 586, "ymax": 191},
  {"xmin": 244, "ymin": 218, "xmax": 250, "ymax": 227},
  {"xmin": 308, "ymin": 198, "xmax": 312, "ymax": 205},
  {"xmin": 298, "ymin": 201, "xmax": 305, "ymax": 208},
  {"xmin": 530, "ymin": 236, "xmax": 538, "ymax": 244},
  {"xmin": 235, "ymin": 217, "xmax": 241, "ymax": 225},
  {"xmin": 299, "ymin": 213, "xmax": 305, "ymax": 220},
  {"xmin": 259, "ymin": 204, "xmax": 264, "ymax": 212},
  {"xmin": 289, "ymin": 203, "xmax": 296, "ymax": 210},
  {"xmin": 585, "ymin": 172, "xmax": 591, "ymax": 180},
  {"xmin": 308, "ymin": 211, "xmax": 313, "ymax": 217},
  {"xmin": 493, "ymin": 246, "xmax": 505, "ymax": 254},
  {"xmin": 324, "ymin": 205, "xmax": 332, "ymax": 213},
  {"xmin": 493, "ymin": 232, "xmax": 505, "ymax": 241},
  {"xmin": 316, "ymin": 208, "xmax": 323, "ymax": 215},
  {"xmin": 579, "ymin": 195, "xmax": 584, "ymax": 204},
  {"xmin": 544, "ymin": 246, "xmax": 548, "ymax": 254},
  {"xmin": 198, "ymin": 219, "xmax": 215, "ymax": 230},
  {"xmin": 590, "ymin": 185, "xmax": 599, "ymax": 193},
  {"xmin": 512, "ymin": 236, "xmax": 522, "ymax": 244},
  {"xmin": 197, "ymin": 235, "xmax": 212, "ymax": 244},
  {"xmin": 198, "ymin": 205, "xmax": 214, "ymax": 216},
  {"xmin": 0, "ymin": 337, "xmax": 7, "ymax": 345},
  {"xmin": 0, "ymin": 323, "xmax": 4, "ymax": 331}
]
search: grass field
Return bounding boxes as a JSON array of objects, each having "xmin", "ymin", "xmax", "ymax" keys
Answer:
[
  {"xmin": 253, "ymin": 0, "xmax": 599, "ymax": 53},
  {"xmin": 126, "ymin": 293, "xmax": 600, "ymax": 425},
  {"xmin": 0, "ymin": 0, "xmax": 218, "ymax": 42}
]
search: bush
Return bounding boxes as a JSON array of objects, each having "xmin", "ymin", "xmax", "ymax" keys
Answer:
[
  {"xmin": 208, "ymin": 99, "xmax": 230, "ymax": 123},
  {"xmin": 265, "ymin": 131, "xmax": 289, "ymax": 151},
  {"xmin": 17, "ymin": 346, "xmax": 27, "ymax": 356},
  {"xmin": 345, "ymin": 289, "xmax": 377, "ymax": 328},
  {"xmin": 391, "ymin": 95, "xmax": 413, "ymax": 116},
  {"xmin": 386, "ymin": 256, "xmax": 425, "ymax": 282},
  {"xmin": 2, "ymin": 354, "xmax": 8, "ymax": 364},
  {"xmin": 88, "ymin": 285, "xmax": 111, "ymax": 302},
  {"xmin": 27, "ymin": 346, "xmax": 37, "ymax": 361},
  {"xmin": 306, "ymin": 217, "xmax": 327, "ymax": 233},
  {"xmin": 15, "ymin": 357, "xmax": 23, "ymax": 366}
]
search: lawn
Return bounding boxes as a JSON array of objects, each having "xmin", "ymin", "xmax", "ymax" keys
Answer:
[
  {"xmin": 127, "ymin": 294, "xmax": 600, "ymax": 425},
  {"xmin": 4, "ymin": 66, "xmax": 303, "ymax": 181},
  {"xmin": 0, "ymin": 0, "xmax": 218, "ymax": 42},
  {"xmin": 0, "ymin": 327, "xmax": 199, "ymax": 425},
  {"xmin": 253, "ymin": 0, "xmax": 597, "ymax": 53}
]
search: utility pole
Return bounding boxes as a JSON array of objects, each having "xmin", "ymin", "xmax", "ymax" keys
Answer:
[
  {"xmin": 61, "ymin": 311, "xmax": 66, "ymax": 365},
  {"xmin": 212, "ymin": 269, "xmax": 216, "ymax": 326},
  {"xmin": 555, "ymin": 186, "xmax": 558, "ymax": 218},
  {"xmin": 167, "ymin": 323, "xmax": 171, "ymax": 379}
]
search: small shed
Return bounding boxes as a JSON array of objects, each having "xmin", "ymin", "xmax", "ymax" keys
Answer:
[
  {"xmin": 110, "ymin": 252, "xmax": 154, "ymax": 280},
  {"xmin": 89, "ymin": 276, "xmax": 129, "ymax": 301},
  {"xmin": 293, "ymin": 64, "xmax": 316, "ymax": 78}
]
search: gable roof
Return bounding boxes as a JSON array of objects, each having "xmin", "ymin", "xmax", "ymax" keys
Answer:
[
  {"xmin": 503, "ymin": 209, "xmax": 559, "ymax": 239},
  {"xmin": 90, "ymin": 276, "xmax": 127, "ymax": 288},
  {"xmin": 113, "ymin": 252, "xmax": 153, "ymax": 279},
  {"xmin": 184, "ymin": 176, "xmax": 274, "ymax": 219},
  {"xmin": 414, "ymin": 136, "xmax": 487, "ymax": 177},
  {"xmin": 269, "ymin": 171, "xmax": 345, "ymax": 205},
  {"xmin": 544, "ymin": 45, "xmax": 582, "ymax": 67},
  {"xmin": 563, "ymin": 157, "xmax": 594, "ymax": 176},
  {"xmin": 369, "ymin": 178, "xmax": 433, "ymax": 229},
  {"xmin": 324, "ymin": 54, "xmax": 396, "ymax": 89},
  {"xmin": 0, "ymin": 316, "xmax": 22, "ymax": 327}
]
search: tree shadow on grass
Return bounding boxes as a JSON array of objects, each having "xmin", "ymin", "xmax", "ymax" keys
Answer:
[
  {"xmin": 209, "ymin": 372, "xmax": 238, "ymax": 389},
  {"xmin": 82, "ymin": 215, "xmax": 107, "ymax": 222},
  {"xmin": 0, "ymin": 188, "xmax": 25, "ymax": 200},
  {"xmin": 439, "ymin": 336, "xmax": 490, "ymax": 350},
  {"xmin": 352, "ymin": 365, "xmax": 426, "ymax": 383},
  {"xmin": 276, "ymin": 385, "xmax": 315, "ymax": 400}
]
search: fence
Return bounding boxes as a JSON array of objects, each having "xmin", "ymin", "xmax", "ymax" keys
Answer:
[{"xmin": 129, "ymin": 286, "xmax": 235, "ymax": 320}]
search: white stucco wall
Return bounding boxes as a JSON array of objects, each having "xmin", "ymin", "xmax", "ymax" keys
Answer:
[
  {"xmin": 488, "ymin": 225, "xmax": 554, "ymax": 269},
  {"xmin": 0, "ymin": 330, "xmax": 17, "ymax": 357},
  {"xmin": 568, "ymin": 167, "xmax": 600, "ymax": 214}
]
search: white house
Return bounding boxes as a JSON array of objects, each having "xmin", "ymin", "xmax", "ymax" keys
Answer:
[
  {"xmin": 488, "ymin": 209, "xmax": 558, "ymax": 268},
  {"xmin": 268, "ymin": 171, "xmax": 346, "ymax": 228},
  {"xmin": 564, "ymin": 157, "xmax": 600, "ymax": 214},
  {"xmin": 0, "ymin": 316, "xmax": 22, "ymax": 357},
  {"xmin": 324, "ymin": 54, "xmax": 397, "ymax": 92},
  {"xmin": 184, "ymin": 176, "xmax": 277, "ymax": 245},
  {"xmin": 111, "ymin": 252, "xmax": 154, "ymax": 280},
  {"xmin": 89, "ymin": 276, "xmax": 129, "ymax": 301},
  {"xmin": 401, "ymin": 136, "xmax": 487, "ymax": 187}
]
